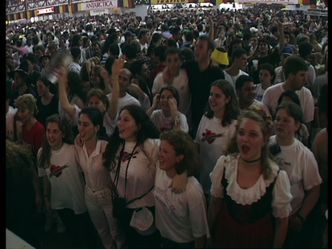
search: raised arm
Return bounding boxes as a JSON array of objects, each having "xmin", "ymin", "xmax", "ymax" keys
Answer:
[
  {"xmin": 104, "ymin": 58, "xmax": 125, "ymax": 121},
  {"xmin": 56, "ymin": 66, "xmax": 77, "ymax": 119}
]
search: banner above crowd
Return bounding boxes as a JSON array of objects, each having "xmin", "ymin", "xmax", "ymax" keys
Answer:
[
  {"xmin": 78, "ymin": 0, "xmax": 118, "ymax": 11},
  {"xmin": 238, "ymin": 0, "xmax": 298, "ymax": 4}
]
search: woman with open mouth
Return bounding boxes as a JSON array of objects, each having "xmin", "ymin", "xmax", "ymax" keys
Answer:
[{"xmin": 208, "ymin": 110, "xmax": 292, "ymax": 248}]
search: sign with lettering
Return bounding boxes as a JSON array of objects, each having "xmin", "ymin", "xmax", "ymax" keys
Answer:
[
  {"xmin": 151, "ymin": 0, "xmax": 188, "ymax": 4},
  {"xmin": 37, "ymin": 7, "xmax": 55, "ymax": 15},
  {"xmin": 82, "ymin": 0, "xmax": 117, "ymax": 10}
]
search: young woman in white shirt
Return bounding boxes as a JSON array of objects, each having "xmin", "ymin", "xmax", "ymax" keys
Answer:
[
  {"xmin": 148, "ymin": 86, "xmax": 189, "ymax": 133},
  {"xmin": 75, "ymin": 107, "xmax": 120, "ymax": 249},
  {"xmin": 270, "ymin": 101, "xmax": 322, "ymax": 248},
  {"xmin": 195, "ymin": 79, "xmax": 239, "ymax": 197},
  {"xmin": 37, "ymin": 114, "xmax": 96, "ymax": 249},
  {"xmin": 156, "ymin": 130, "xmax": 210, "ymax": 248},
  {"xmin": 103, "ymin": 104, "xmax": 185, "ymax": 248}
]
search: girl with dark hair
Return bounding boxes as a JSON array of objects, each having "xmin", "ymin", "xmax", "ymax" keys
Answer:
[
  {"xmin": 269, "ymin": 102, "xmax": 322, "ymax": 248},
  {"xmin": 155, "ymin": 130, "xmax": 210, "ymax": 248},
  {"xmin": 195, "ymin": 79, "xmax": 239, "ymax": 197},
  {"xmin": 103, "ymin": 104, "xmax": 186, "ymax": 248},
  {"xmin": 208, "ymin": 110, "xmax": 292, "ymax": 248},
  {"xmin": 148, "ymin": 86, "xmax": 189, "ymax": 133},
  {"xmin": 37, "ymin": 114, "xmax": 96, "ymax": 249},
  {"xmin": 75, "ymin": 107, "xmax": 120, "ymax": 249}
]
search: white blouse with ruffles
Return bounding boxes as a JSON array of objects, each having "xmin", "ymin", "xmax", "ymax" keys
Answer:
[{"xmin": 210, "ymin": 155, "xmax": 293, "ymax": 218}]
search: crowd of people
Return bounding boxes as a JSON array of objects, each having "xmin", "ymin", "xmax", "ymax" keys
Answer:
[{"xmin": 6, "ymin": 3, "xmax": 328, "ymax": 249}]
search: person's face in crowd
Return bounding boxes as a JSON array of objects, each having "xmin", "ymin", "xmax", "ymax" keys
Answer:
[
  {"xmin": 209, "ymin": 86, "xmax": 230, "ymax": 115},
  {"xmin": 166, "ymin": 53, "xmax": 181, "ymax": 73},
  {"xmin": 88, "ymin": 95, "xmax": 106, "ymax": 114},
  {"xmin": 118, "ymin": 69, "xmax": 131, "ymax": 93},
  {"xmin": 160, "ymin": 89, "xmax": 176, "ymax": 113},
  {"xmin": 159, "ymin": 139, "xmax": 183, "ymax": 175},
  {"xmin": 46, "ymin": 122, "xmax": 63, "ymax": 150},
  {"xmin": 274, "ymin": 108, "xmax": 300, "ymax": 140},
  {"xmin": 194, "ymin": 39, "xmax": 210, "ymax": 62},
  {"xmin": 78, "ymin": 114, "xmax": 99, "ymax": 143},
  {"xmin": 41, "ymin": 57, "xmax": 50, "ymax": 68},
  {"xmin": 284, "ymin": 33, "xmax": 290, "ymax": 44},
  {"xmin": 289, "ymin": 70, "xmax": 307, "ymax": 90},
  {"xmin": 117, "ymin": 109, "xmax": 139, "ymax": 142},
  {"xmin": 34, "ymin": 49, "xmax": 44, "ymax": 59},
  {"xmin": 237, "ymin": 117, "xmax": 265, "ymax": 161},
  {"xmin": 141, "ymin": 33, "xmax": 149, "ymax": 44},
  {"xmin": 258, "ymin": 42, "xmax": 269, "ymax": 55},
  {"xmin": 90, "ymin": 68, "xmax": 102, "ymax": 88},
  {"xmin": 17, "ymin": 106, "xmax": 33, "ymax": 125},
  {"xmin": 37, "ymin": 80, "xmax": 49, "ymax": 97},
  {"xmin": 238, "ymin": 81, "xmax": 256, "ymax": 106},
  {"xmin": 234, "ymin": 54, "xmax": 248, "ymax": 70},
  {"xmin": 259, "ymin": 69, "xmax": 273, "ymax": 84},
  {"xmin": 14, "ymin": 73, "xmax": 25, "ymax": 87}
]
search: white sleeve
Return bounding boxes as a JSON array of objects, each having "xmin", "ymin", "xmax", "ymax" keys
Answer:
[
  {"xmin": 187, "ymin": 181, "xmax": 210, "ymax": 239},
  {"xmin": 303, "ymin": 89, "xmax": 315, "ymax": 123},
  {"xmin": 272, "ymin": 170, "xmax": 293, "ymax": 218},
  {"xmin": 178, "ymin": 113, "xmax": 189, "ymax": 133},
  {"xmin": 152, "ymin": 73, "xmax": 163, "ymax": 96},
  {"xmin": 262, "ymin": 88, "xmax": 274, "ymax": 116},
  {"xmin": 36, "ymin": 148, "xmax": 47, "ymax": 177},
  {"xmin": 209, "ymin": 156, "xmax": 227, "ymax": 198},
  {"xmin": 303, "ymin": 150, "xmax": 322, "ymax": 190},
  {"xmin": 194, "ymin": 116, "xmax": 205, "ymax": 143}
]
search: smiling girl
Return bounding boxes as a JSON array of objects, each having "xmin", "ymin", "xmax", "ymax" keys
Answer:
[
  {"xmin": 155, "ymin": 130, "xmax": 210, "ymax": 248},
  {"xmin": 195, "ymin": 79, "xmax": 239, "ymax": 197},
  {"xmin": 37, "ymin": 114, "xmax": 95, "ymax": 249}
]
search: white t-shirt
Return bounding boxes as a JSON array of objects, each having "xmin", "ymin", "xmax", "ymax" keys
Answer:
[
  {"xmin": 152, "ymin": 69, "xmax": 191, "ymax": 116},
  {"xmin": 37, "ymin": 143, "xmax": 87, "ymax": 214},
  {"xmin": 195, "ymin": 116, "xmax": 237, "ymax": 194},
  {"xmin": 255, "ymin": 83, "xmax": 266, "ymax": 102},
  {"xmin": 150, "ymin": 110, "xmax": 189, "ymax": 133},
  {"xmin": 269, "ymin": 136, "xmax": 322, "ymax": 214},
  {"xmin": 154, "ymin": 164, "xmax": 210, "ymax": 243},
  {"xmin": 223, "ymin": 70, "xmax": 248, "ymax": 88},
  {"xmin": 262, "ymin": 82, "xmax": 315, "ymax": 123},
  {"xmin": 75, "ymin": 140, "xmax": 111, "ymax": 192},
  {"xmin": 110, "ymin": 139, "xmax": 160, "ymax": 209},
  {"xmin": 6, "ymin": 106, "xmax": 17, "ymax": 141},
  {"xmin": 210, "ymin": 155, "xmax": 293, "ymax": 218}
]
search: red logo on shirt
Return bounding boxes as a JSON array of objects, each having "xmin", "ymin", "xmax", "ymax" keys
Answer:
[
  {"xmin": 201, "ymin": 129, "xmax": 223, "ymax": 144},
  {"xmin": 49, "ymin": 165, "xmax": 68, "ymax": 177}
]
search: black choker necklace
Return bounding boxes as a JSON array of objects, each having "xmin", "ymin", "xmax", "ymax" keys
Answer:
[{"xmin": 240, "ymin": 157, "xmax": 261, "ymax": 164}]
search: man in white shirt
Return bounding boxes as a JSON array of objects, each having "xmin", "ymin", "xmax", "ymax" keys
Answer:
[
  {"xmin": 223, "ymin": 48, "xmax": 249, "ymax": 87},
  {"xmin": 262, "ymin": 55, "xmax": 315, "ymax": 127}
]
